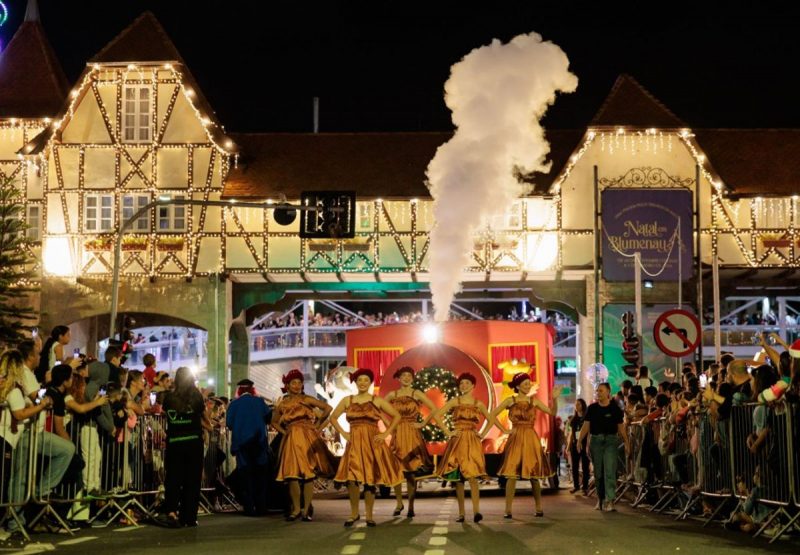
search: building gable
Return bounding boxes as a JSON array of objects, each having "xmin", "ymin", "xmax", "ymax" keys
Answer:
[
  {"xmin": 0, "ymin": 3, "xmax": 69, "ymax": 118},
  {"xmin": 591, "ymin": 74, "xmax": 685, "ymax": 129}
]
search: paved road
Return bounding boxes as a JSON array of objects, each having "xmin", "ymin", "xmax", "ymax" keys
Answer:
[{"xmin": 5, "ymin": 488, "xmax": 797, "ymax": 555}]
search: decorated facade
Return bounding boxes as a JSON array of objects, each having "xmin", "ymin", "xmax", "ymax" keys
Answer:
[{"xmin": 2, "ymin": 5, "xmax": 799, "ymax": 392}]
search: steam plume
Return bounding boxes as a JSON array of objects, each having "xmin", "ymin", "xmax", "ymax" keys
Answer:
[{"xmin": 426, "ymin": 32, "xmax": 577, "ymax": 322}]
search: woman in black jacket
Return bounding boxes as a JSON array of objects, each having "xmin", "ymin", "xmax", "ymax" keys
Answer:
[{"xmin": 157, "ymin": 367, "xmax": 209, "ymax": 527}]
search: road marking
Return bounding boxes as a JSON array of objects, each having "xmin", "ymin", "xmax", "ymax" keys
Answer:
[
  {"xmin": 341, "ymin": 546, "xmax": 361, "ymax": 555},
  {"xmin": 428, "ymin": 537, "xmax": 447, "ymax": 546},
  {"xmin": 434, "ymin": 520, "xmax": 449, "ymax": 526},
  {"xmin": 349, "ymin": 532, "xmax": 366, "ymax": 540},
  {"xmin": 431, "ymin": 526, "xmax": 448, "ymax": 534},
  {"xmin": 11, "ymin": 543, "xmax": 55, "ymax": 553},
  {"xmin": 113, "ymin": 525, "xmax": 143, "ymax": 532},
  {"xmin": 424, "ymin": 551, "xmax": 445, "ymax": 555},
  {"xmin": 58, "ymin": 536, "xmax": 98, "ymax": 545}
]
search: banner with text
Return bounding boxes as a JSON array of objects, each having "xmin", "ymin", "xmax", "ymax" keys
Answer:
[{"xmin": 602, "ymin": 188, "xmax": 693, "ymax": 281}]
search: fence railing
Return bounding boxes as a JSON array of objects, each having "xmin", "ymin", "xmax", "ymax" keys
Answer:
[
  {"xmin": 607, "ymin": 401, "xmax": 799, "ymax": 543},
  {"xmin": 700, "ymin": 325, "xmax": 800, "ymax": 347},
  {"xmin": 0, "ymin": 404, "xmax": 239, "ymax": 539}
]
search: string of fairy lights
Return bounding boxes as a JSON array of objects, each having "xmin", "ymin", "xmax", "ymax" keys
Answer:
[{"xmin": 4, "ymin": 61, "xmax": 800, "ymax": 281}]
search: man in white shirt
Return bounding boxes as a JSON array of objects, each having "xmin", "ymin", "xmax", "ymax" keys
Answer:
[{"xmin": 8, "ymin": 342, "xmax": 76, "ymax": 532}]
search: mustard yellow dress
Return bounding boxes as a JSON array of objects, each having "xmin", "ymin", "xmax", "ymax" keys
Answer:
[
  {"xmin": 497, "ymin": 399, "xmax": 553, "ymax": 479},
  {"xmin": 276, "ymin": 395, "xmax": 335, "ymax": 481},
  {"xmin": 334, "ymin": 396, "xmax": 404, "ymax": 487},
  {"xmin": 389, "ymin": 395, "xmax": 433, "ymax": 474},
  {"xmin": 436, "ymin": 399, "xmax": 487, "ymax": 480}
]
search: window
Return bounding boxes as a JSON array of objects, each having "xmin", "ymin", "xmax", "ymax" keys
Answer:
[
  {"xmin": 122, "ymin": 85, "xmax": 152, "ymax": 143},
  {"xmin": 26, "ymin": 205, "xmax": 41, "ymax": 242},
  {"xmin": 158, "ymin": 195, "xmax": 187, "ymax": 232},
  {"xmin": 357, "ymin": 203, "xmax": 372, "ymax": 230},
  {"xmin": 121, "ymin": 194, "xmax": 150, "ymax": 231},
  {"xmin": 85, "ymin": 194, "xmax": 114, "ymax": 232},
  {"xmin": 491, "ymin": 200, "xmax": 523, "ymax": 230}
]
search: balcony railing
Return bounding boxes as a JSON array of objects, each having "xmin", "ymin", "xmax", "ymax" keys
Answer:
[
  {"xmin": 250, "ymin": 326, "xmax": 360, "ymax": 352},
  {"xmin": 701, "ymin": 325, "xmax": 800, "ymax": 347}
]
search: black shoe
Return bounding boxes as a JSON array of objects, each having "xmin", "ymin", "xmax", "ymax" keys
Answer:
[
  {"xmin": 455, "ymin": 515, "xmax": 465, "ymax": 523},
  {"xmin": 535, "ymin": 511, "xmax": 544, "ymax": 518},
  {"xmin": 503, "ymin": 513, "xmax": 513, "ymax": 519},
  {"xmin": 344, "ymin": 515, "xmax": 360, "ymax": 527},
  {"xmin": 307, "ymin": 504, "xmax": 314, "ymax": 518},
  {"xmin": 153, "ymin": 514, "xmax": 180, "ymax": 528},
  {"xmin": 286, "ymin": 512, "xmax": 301, "ymax": 522},
  {"xmin": 182, "ymin": 521, "xmax": 198, "ymax": 527},
  {"xmin": 569, "ymin": 487, "xmax": 579, "ymax": 494},
  {"xmin": 366, "ymin": 520, "xmax": 376, "ymax": 527},
  {"xmin": 301, "ymin": 514, "xmax": 312, "ymax": 522},
  {"xmin": 473, "ymin": 513, "xmax": 483, "ymax": 523},
  {"xmin": 393, "ymin": 504, "xmax": 404, "ymax": 516},
  {"xmin": 407, "ymin": 509, "xmax": 415, "ymax": 518}
]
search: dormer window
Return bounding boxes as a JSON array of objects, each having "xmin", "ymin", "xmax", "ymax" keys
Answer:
[{"xmin": 122, "ymin": 85, "xmax": 152, "ymax": 143}]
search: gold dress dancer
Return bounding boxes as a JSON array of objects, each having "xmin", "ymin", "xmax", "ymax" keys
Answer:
[
  {"xmin": 384, "ymin": 366, "xmax": 439, "ymax": 518},
  {"xmin": 491, "ymin": 372, "xmax": 558, "ymax": 518},
  {"xmin": 272, "ymin": 369, "xmax": 335, "ymax": 521},
  {"xmin": 330, "ymin": 368, "xmax": 403, "ymax": 527},
  {"xmin": 434, "ymin": 372, "xmax": 502, "ymax": 523}
]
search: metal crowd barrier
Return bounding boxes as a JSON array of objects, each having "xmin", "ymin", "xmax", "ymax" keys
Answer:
[
  {"xmin": 200, "ymin": 425, "xmax": 240, "ymax": 513},
  {"xmin": 0, "ymin": 402, "xmax": 241, "ymax": 540},
  {"xmin": 613, "ymin": 401, "xmax": 800, "ymax": 544},
  {"xmin": 0, "ymin": 403, "xmax": 36, "ymax": 541},
  {"xmin": 614, "ymin": 417, "xmax": 696, "ymax": 515},
  {"xmin": 728, "ymin": 403, "xmax": 793, "ymax": 539}
]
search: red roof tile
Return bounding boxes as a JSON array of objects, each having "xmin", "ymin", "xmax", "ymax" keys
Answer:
[
  {"xmin": 222, "ymin": 130, "xmax": 584, "ymax": 200},
  {"xmin": 0, "ymin": 20, "xmax": 69, "ymax": 118},
  {"xmin": 591, "ymin": 74, "xmax": 685, "ymax": 128},
  {"xmin": 694, "ymin": 129, "xmax": 800, "ymax": 197},
  {"xmin": 90, "ymin": 11, "xmax": 183, "ymax": 64}
]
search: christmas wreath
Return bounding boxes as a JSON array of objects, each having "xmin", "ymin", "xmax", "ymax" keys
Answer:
[{"xmin": 412, "ymin": 366, "xmax": 459, "ymax": 442}]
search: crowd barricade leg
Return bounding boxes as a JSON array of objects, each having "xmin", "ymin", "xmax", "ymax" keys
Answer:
[
  {"xmin": 88, "ymin": 424, "xmax": 139, "ymax": 528},
  {"xmin": 119, "ymin": 418, "xmax": 151, "ymax": 522},
  {"xmin": 27, "ymin": 412, "xmax": 77, "ymax": 536},
  {"xmin": 770, "ymin": 402, "xmax": 800, "ymax": 543},
  {"xmin": 132, "ymin": 413, "xmax": 168, "ymax": 517},
  {"xmin": 2, "ymin": 421, "xmax": 37, "ymax": 541},
  {"xmin": 213, "ymin": 429, "xmax": 241, "ymax": 513},
  {"xmin": 652, "ymin": 431, "xmax": 690, "ymax": 515},
  {"xmin": 614, "ymin": 423, "xmax": 644, "ymax": 505},
  {"xmin": 730, "ymin": 402, "xmax": 796, "ymax": 543},
  {"xmin": 197, "ymin": 428, "xmax": 241, "ymax": 514},
  {"xmin": 673, "ymin": 415, "xmax": 702, "ymax": 521},
  {"xmin": 698, "ymin": 413, "xmax": 735, "ymax": 528},
  {"xmin": 197, "ymin": 439, "xmax": 214, "ymax": 515}
]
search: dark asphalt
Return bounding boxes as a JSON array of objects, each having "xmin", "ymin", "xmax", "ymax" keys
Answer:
[{"xmin": 4, "ymin": 487, "xmax": 797, "ymax": 554}]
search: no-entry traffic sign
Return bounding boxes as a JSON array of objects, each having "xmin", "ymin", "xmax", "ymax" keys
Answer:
[{"xmin": 653, "ymin": 309, "xmax": 701, "ymax": 358}]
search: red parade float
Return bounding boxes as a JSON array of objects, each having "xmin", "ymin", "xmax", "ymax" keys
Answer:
[{"xmin": 345, "ymin": 321, "xmax": 555, "ymax": 461}]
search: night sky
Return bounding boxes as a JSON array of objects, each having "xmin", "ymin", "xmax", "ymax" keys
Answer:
[{"xmin": 3, "ymin": 1, "xmax": 800, "ymax": 132}]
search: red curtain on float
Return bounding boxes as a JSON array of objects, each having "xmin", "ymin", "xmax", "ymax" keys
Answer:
[
  {"xmin": 489, "ymin": 345, "xmax": 537, "ymax": 382},
  {"xmin": 354, "ymin": 348, "xmax": 402, "ymax": 386}
]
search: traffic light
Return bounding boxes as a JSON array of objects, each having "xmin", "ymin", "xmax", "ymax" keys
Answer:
[
  {"xmin": 621, "ymin": 311, "xmax": 640, "ymax": 377},
  {"xmin": 112, "ymin": 315, "xmax": 136, "ymax": 365}
]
